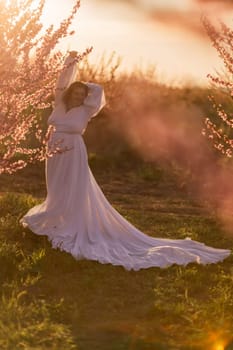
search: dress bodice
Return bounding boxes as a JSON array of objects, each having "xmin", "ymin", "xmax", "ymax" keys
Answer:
[
  {"xmin": 48, "ymin": 103, "xmax": 91, "ymax": 135},
  {"xmin": 48, "ymin": 80, "xmax": 105, "ymax": 135}
]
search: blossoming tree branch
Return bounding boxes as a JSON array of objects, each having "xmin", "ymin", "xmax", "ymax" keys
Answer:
[
  {"xmin": 0, "ymin": 0, "xmax": 91, "ymax": 174},
  {"xmin": 202, "ymin": 17, "xmax": 233, "ymax": 158}
]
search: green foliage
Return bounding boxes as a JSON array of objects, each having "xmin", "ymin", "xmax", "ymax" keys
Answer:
[
  {"xmin": 0, "ymin": 293, "xmax": 76, "ymax": 350},
  {"xmin": 0, "ymin": 192, "xmax": 37, "ymax": 219},
  {"xmin": 0, "ymin": 192, "xmax": 77, "ymax": 349}
]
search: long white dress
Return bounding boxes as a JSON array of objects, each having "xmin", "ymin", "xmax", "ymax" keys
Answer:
[{"xmin": 20, "ymin": 55, "xmax": 231, "ymax": 270}]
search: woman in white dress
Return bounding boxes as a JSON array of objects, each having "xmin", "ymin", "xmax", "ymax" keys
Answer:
[{"xmin": 21, "ymin": 51, "xmax": 231, "ymax": 270}]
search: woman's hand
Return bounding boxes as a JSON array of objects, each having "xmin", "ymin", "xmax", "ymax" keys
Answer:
[{"xmin": 69, "ymin": 51, "xmax": 78, "ymax": 58}]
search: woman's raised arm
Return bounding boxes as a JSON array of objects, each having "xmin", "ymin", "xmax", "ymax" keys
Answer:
[
  {"xmin": 54, "ymin": 51, "xmax": 78, "ymax": 106},
  {"xmin": 84, "ymin": 83, "xmax": 106, "ymax": 119}
]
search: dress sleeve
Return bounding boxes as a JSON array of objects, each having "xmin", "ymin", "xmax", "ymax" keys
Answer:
[
  {"xmin": 54, "ymin": 55, "xmax": 77, "ymax": 106},
  {"xmin": 84, "ymin": 83, "xmax": 106, "ymax": 119}
]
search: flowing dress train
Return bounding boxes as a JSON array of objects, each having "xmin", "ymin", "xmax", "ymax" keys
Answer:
[{"xmin": 20, "ymin": 55, "xmax": 231, "ymax": 270}]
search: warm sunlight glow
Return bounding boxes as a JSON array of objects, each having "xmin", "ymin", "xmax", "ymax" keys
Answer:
[
  {"xmin": 214, "ymin": 343, "xmax": 224, "ymax": 350},
  {"xmin": 39, "ymin": 0, "xmax": 229, "ymax": 85},
  {"xmin": 202, "ymin": 328, "xmax": 232, "ymax": 350}
]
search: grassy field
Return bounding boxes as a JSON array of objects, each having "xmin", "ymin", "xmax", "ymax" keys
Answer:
[{"xmin": 0, "ymin": 155, "xmax": 233, "ymax": 350}]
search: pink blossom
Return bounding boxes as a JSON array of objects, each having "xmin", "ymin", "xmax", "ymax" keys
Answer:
[
  {"xmin": 202, "ymin": 17, "xmax": 233, "ymax": 158},
  {"xmin": 0, "ymin": 0, "xmax": 90, "ymax": 174}
]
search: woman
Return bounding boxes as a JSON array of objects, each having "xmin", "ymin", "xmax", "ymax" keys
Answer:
[{"xmin": 21, "ymin": 51, "xmax": 231, "ymax": 270}]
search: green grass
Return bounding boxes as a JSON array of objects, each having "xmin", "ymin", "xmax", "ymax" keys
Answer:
[{"xmin": 0, "ymin": 160, "xmax": 233, "ymax": 350}]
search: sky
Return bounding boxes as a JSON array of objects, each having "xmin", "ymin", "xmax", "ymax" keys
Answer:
[{"xmin": 41, "ymin": 0, "xmax": 233, "ymax": 85}]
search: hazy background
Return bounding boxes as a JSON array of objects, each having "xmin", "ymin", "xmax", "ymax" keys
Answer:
[{"xmin": 41, "ymin": 0, "xmax": 233, "ymax": 85}]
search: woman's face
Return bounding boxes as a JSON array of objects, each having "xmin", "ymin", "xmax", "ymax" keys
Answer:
[{"xmin": 69, "ymin": 86, "xmax": 87, "ymax": 107}]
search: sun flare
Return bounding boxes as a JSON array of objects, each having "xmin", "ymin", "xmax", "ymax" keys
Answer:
[{"xmin": 214, "ymin": 343, "xmax": 225, "ymax": 350}]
